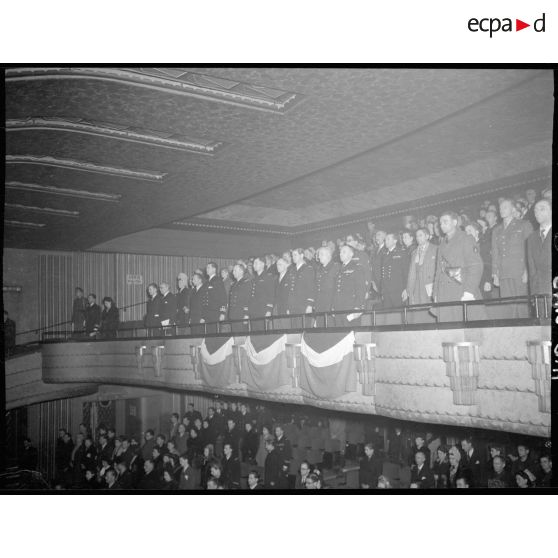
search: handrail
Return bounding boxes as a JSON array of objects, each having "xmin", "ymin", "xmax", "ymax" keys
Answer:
[
  {"xmin": 37, "ymin": 294, "xmax": 551, "ymax": 343},
  {"xmin": 15, "ymin": 300, "xmax": 147, "ymax": 338}
]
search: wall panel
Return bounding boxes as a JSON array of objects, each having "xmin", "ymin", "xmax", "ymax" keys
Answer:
[
  {"xmin": 38, "ymin": 254, "xmax": 73, "ymax": 331},
  {"xmin": 72, "ymin": 251, "xmax": 116, "ymax": 304}
]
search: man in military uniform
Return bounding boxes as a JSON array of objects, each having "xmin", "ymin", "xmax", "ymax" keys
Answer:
[
  {"xmin": 433, "ymin": 211, "xmax": 486, "ymax": 322},
  {"xmin": 379, "ymin": 233, "xmax": 409, "ymax": 308},
  {"xmin": 378, "ymin": 233, "xmax": 409, "ymax": 324},
  {"xmin": 175, "ymin": 272, "xmax": 190, "ymax": 328},
  {"xmin": 273, "ymin": 257, "xmax": 292, "ymax": 330},
  {"xmin": 249, "ymin": 256, "xmax": 276, "ymax": 331},
  {"xmin": 288, "ymin": 248, "xmax": 315, "ymax": 328},
  {"xmin": 526, "ymin": 199, "xmax": 552, "ymax": 317},
  {"xmin": 491, "ymin": 198, "xmax": 533, "ymax": 318},
  {"xmin": 227, "ymin": 263, "xmax": 252, "ymax": 333},
  {"xmin": 202, "ymin": 262, "xmax": 227, "ymax": 333},
  {"xmin": 331, "ymin": 244, "xmax": 366, "ymax": 327},
  {"xmin": 346, "ymin": 234, "xmax": 371, "ymax": 285},
  {"xmin": 314, "ymin": 246, "xmax": 341, "ymax": 327},
  {"xmin": 371, "ymin": 230, "xmax": 388, "ymax": 300}
]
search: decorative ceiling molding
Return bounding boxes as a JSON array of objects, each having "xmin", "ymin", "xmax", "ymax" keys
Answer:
[
  {"xmin": 5, "ymin": 181, "xmax": 122, "ymax": 202},
  {"xmin": 170, "ymin": 220, "xmax": 294, "ymax": 236},
  {"xmin": 5, "ymin": 155, "xmax": 166, "ymax": 182},
  {"xmin": 6, "ymin": 67, "xmax": 303, "ymax": 113},
  {"xmin": 5, "ymin": 203, "xmax": 80, "ymax": 218},
  {"xmin": 6, "ymin": 117, "xmax": 225, "ymax": 155},
  {"xmin": 5, "ymin": 219, "xmax": 46, "ymax": 229}
]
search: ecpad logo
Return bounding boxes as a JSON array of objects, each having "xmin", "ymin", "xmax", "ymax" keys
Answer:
[{"xmin": 468, "ymin": 13, "xmax": 546, "ymax": 37}]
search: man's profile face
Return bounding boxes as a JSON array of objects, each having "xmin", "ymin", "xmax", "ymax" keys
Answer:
[
  {"xmin": 87, "ymin": 295, "xmax": 95, "ymax": 305},
  {"xmin": 415, "ymin": 452, "xmax": 425, "ymax": 467},
  {"xmin": 534, "ymin": 200, "xmax": 551, "ymax": 225}
]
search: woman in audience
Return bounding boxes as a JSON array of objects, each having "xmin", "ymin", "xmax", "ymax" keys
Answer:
[
  {"xmin": 432, "ymin": 446, "xmax": 450, "ymax": 488},
  {"xmin": 200, "ymin": 444, "xmax": 216, "ymax": 489},
  {"xmin": 256, "ymin": 425, "xmax": 273, "ymax": 468},
  {"xmin": 98, "ymin": 297, "xmax": 119, "ymax": 339}
]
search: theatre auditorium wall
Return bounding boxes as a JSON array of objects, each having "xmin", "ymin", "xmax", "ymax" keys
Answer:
[{"xmin": 12, "ymin": 323, "xmax": 547, "ymax": 438}]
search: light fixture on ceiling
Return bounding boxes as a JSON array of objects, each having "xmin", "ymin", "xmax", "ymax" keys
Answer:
[
  {"xmin": 6, "ymin": 117, "xmax": 225, "ymax": 155},
  {"xmin": 5, "ymin": 219, "xmax": 46, "ymax": 229},
  {"xmin": 5, "ymin": 181, "xmax": 122, "ymax": 202},
  {"xmin": 6, "ymin": 155, "xmax": 166, "ymax": 182},
  {"xmin": 5, "ymin": 203, "xmax": 80, "ymax": 218}
]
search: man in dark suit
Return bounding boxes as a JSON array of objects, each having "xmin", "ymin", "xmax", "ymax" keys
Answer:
[
  {"xmin": 158, "ymin": 282, "xmax": 177, "ymax": 332},
  {"xmin": 84, "ymin": 293, "xmax": 101, "ymax": 336},
  {"xmin": 202, "ymin": 262, "xmax": 227, "ymax": 333},
  {"xmin": 249, "ymin": 256, "xmax": 277, "ymax": 331},
  {"xmin": 175, "ymin": 272, "xmax": 190, "ymax": 327},
  {"xmin": 288, "ymin": 248, "xmax": 316, "ymax": 328},
  {"xmin": 222, "ymin": 443, "xmax": 241, "ymax": 489},
  {"xmin": 189, "ymin": 272, "xmax": 205, "ymax": 334},
  {"xmin": 227, "ymin": 264, "xmax": 253, "ymax": 333},
  {"xmin": 379, "ymin": 233, "xmax": 409, "ymax": 310},
  {"xmin": 314, "ymin": 246, "xmax": 341, "ymax": 327},
  {"xmin": 138, "ymin": 459, "xmax": 161, "ymax": 489},
  {"xmin": 359, "ymin": 442, "xmax": 382, "ymax": 489},
  {"xmin": 523, "ymin": 188, "xmax": 539, "ymax": 229},
  {"xmin": 264, "ymin": 438, "xmax": 282, "ymax": 489},
  {"xmin": 331, "ymin": 244, "xmax": 366, "ymax": 327},
  {"xmin": 178, "ymin": 454, "xmax": 200, "ymax": 490},
  {"xmin": 527, "ymin": 199, "xmax": 552, "ymax": 317},
  {"xmin": 410, "ymin": 450, "xmax": 434, "ymax": 488},
  {"xmin": 460, "ymin": 436, "xmax": 483, "ymax": 487}
]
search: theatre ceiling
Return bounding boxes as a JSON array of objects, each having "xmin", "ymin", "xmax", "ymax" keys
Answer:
[{"xmin": 3, "ymin": 66, "xmax": 554, "ymax": 252}]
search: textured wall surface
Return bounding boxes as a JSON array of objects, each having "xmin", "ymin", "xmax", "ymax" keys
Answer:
[{"xmin": 28, "ymin": 324, "xmax": 551, "ymax": 437}]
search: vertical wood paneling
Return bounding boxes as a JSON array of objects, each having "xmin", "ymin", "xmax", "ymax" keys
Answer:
[
  {"xmin": 39, "ymin": 255, "xmax": 73, "ymax": 331},
  {"xmin": 35, "ymin": 398, "xmax": 72, "ymax": 483},
  {"xmin": 37, "ymin": 251, "xmax": 235, "ymax": 330},
  {"xmin": 72, "ymin": 252, "xmax": 116, "ymax": 305}
]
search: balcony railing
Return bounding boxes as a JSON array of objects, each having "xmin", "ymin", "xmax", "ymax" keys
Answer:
[{"xmin": 35, "ymin": 294, "xmax": 551, "ymax": 344}]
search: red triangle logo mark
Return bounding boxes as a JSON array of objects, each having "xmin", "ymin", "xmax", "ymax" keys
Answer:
[{"xmin": 516, "ymin": 19, "xmax": 530, "ymax": 31}]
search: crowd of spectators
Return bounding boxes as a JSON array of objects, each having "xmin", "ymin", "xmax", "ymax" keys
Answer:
[
  {"xmin": 40, "ymin": 398, "xmax": 551, "ymax": 490},
  {"xmin": 70, "ymin": 185, "xmax": 550, "ymax": 337}
]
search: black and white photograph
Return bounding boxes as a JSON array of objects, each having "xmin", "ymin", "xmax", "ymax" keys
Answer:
[{"xmin": 1, "ymin": 66, "xmax": 554, "ymax": 495}]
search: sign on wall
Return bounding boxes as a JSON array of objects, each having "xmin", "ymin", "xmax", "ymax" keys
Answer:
[{"xmin": 126, "ymin": 274, "xmax": 143, "ymax": 285}]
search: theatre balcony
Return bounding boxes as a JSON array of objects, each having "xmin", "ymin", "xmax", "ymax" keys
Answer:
[{"xmin": 6, "ymin": 295, "xmax": 552, "ymax": 438}]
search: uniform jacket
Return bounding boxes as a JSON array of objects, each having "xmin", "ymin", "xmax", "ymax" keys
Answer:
[
  {"xmin": 202, "ymin": 275, "xmax": 227, "ymax": 318},
  {"xmin": 315, "ymin": 260, "xmax": 341, "ymax": 312},
  {"xmin": 433, "ymin": 229, "xmax": 483, "ymax": 302},
  {"xmin": 491, "ymin": 218, "xmax": 533, "ymax": 279},
  {"xmin": 274, "ymin": 271, "xmax": 292, "ymax": 315},
  {"xmin": 380, "ymin": 246, "xmax": 409, "ymax": 299},
  {"xmin": 222, "ymin": 455, "xmax": 241, "ymax": 489},
  {"xmin": 159, "ymin": 292, "xmax": 177, "ymax": 324},
  {"xmin": 249, "ymin": 271, "xmax": 277, "ymax": 317},
  {"xmin": 331, "ymin": 260, "xmax": 366, "ymax": 312},
  {"xmin": 288, "ymin": 262, "xmax": 315, "ymax": 312},
  {"xmin": 228, "ymin": 276, "xmax": 253, "ymax": 321},
  {"xmin": 352, "ymin": 249, "xmax": 372, "ymax": 291},
  {"xmin": 527, "ymin": 227, "xmax": 552, "ymax": 294}
]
